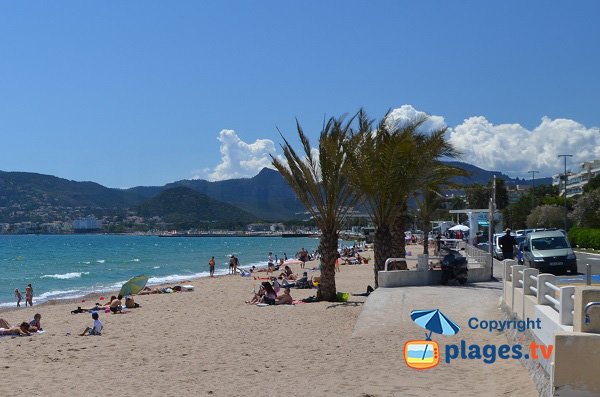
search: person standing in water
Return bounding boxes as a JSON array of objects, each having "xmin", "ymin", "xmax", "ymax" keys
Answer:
[
  {"xmin": 25, "ymin": 284, "xmax": 33, "ymax": 307},
  {"xmin": 208, "ymin": 256, "xmax": 216, "ymax": 277},
  {"xmin": 15, "ymin": 289, "xmax": 22, "ymax": 307}
]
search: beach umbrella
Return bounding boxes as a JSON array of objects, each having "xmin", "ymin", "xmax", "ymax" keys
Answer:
[
  {"xmin": 119, "ymin": 275, "xmax": 149, "ymax": 296},
  {"xmin": 410, "ymin": 309, "xmax": 460, "ymax": 339},
  {"xmin": 448, "ymin": 224, "xmax": 469, "ymax": 232},
  {"xmin": 410, "ymin": 309, "xmax": 460, "ymax": 360}
]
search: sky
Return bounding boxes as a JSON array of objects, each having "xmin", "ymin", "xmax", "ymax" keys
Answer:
[{"xmin": 1, "ymin": 1, "xmax": 599, "ymax": 188}]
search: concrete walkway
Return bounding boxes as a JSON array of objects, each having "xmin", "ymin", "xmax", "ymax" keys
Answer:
[{"xmin": 352, "ymin": 282, "xmax": 539, "ymax": 396}]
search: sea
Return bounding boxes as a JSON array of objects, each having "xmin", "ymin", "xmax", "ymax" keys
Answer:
[{"xmin": 0, "ymin": 234, "xmax": 354, "ymax": 308}]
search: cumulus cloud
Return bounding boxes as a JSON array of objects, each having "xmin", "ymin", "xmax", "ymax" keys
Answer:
[
  {"xmin": 204, "ymin": 130, "xmax": 277, "ymax": 181},
  {"xmin": 386, "ymin": 104, "xmax": 600, "ymax": 178},
  {"xmin": 447, "ymin": 116, "xmax": 600, "ymax": 177},
  {"xmin": 199, "ymin": 106, "xmax": 600, "ymax": 181},
  {"xmin": 386, "ymin": 105, "xmax": 447, "ymax": 132}
]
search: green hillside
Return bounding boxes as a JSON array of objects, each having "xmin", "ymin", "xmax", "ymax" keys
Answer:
[{"xmin": 135, "ymin": 186, "xmax": 259, "ymax": 229}]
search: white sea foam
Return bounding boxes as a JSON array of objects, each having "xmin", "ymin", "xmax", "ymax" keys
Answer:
[
  {"xmin": 96, "ymin": 259, "xmax": 106, "ymax": 263},
  {"xmin": 148, "ymin": 272, "xmax": 211, "ymax": 285},
  {"xmin": 82, "ymin": 261, "xmax": 91, "ymax": 264},
  {"xmin": 129, "ymin": 258, "xmax": 140, "ymax": 262},
  {"xmin": 36, "ymin": 289, "xmax": 81, "ymax": 300},
  {"xmin": 40, "ymin": 272, "xmax": 89, "ymax": 280},
  {"xmin": 153, "ymin": 266, "xmax": 161, "ymax": 269}
]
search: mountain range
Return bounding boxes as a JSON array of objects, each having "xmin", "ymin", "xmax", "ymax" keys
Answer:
[{"xmin": 0, "ymin": 162, "xmax": 551, "ymax": 225}]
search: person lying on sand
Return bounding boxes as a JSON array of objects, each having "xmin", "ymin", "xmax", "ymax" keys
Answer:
[
  {"xmin": 275, "ymin": 288, "xmax": 293, "ymax": 305},
  {"xmin": 29, "ymin": 313, "xmax": 43, "ymax": 331},
  {"xmin": 0, "ymin": 320, "xmax": 31, "ymax": 336}
]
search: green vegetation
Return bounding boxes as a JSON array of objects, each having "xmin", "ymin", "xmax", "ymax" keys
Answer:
[
  {"xmin": 136, "ymin": 187, "xmax": 258, "ymax": 229},
  {"xmin": 568, "ymin": 227, "xmax": 600, "ymax": 250},
  {"xmin": 272, "ymin": 115, "xmax": 358, "ymax": 301}
]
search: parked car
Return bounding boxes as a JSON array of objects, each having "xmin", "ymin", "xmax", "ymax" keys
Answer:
[{"xmin": 521, "ymin": 230, "xmax": 577, "ymax": 275}]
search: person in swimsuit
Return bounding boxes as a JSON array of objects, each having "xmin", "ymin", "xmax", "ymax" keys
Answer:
[
  {"xmin": 275, "ymin": 288, "xmax": 293, "ymax": 305},
  {"xmin": 208, "ymin": 256, "xmax": 216, "ymax": 277},
  {"xmin": 229, "ymin": 256, "xmax": 235, "ymax": 275},
  {"xmin": 0, "ymin": 321, "xmax": 31, "ymax": 336},
  {"xmin": 15, "ymin": 289, "xmax": 22, "ymax": 307},
  {"xmin": 25, "ymin": 285, "xmax": 33, "ymax": 307}
]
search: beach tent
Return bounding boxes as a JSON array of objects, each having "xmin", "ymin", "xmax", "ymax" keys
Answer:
[{"xmin": 119, "ymin": 275, "xmax": 149, "ymax": 296}]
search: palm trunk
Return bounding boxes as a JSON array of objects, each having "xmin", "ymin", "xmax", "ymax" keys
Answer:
[
  {"xmin": 422, "ymin": 219, "xmax": 430, "ymax": 255},
  {"xmin": 391, "ymin": 203, "xmax": 408, "ymax": 258},
  {"xmin": 317, "ymin": 229, "xmax": 338, "ymax": 302},
  {"xmin": 373, "ymin": 225, "xmax": 393, "ymax": 288}
]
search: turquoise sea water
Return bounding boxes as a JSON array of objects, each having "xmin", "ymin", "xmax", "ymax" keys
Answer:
[{"xmin": 0, "ymin": 235, "xmax": 340, "ymax": 308}]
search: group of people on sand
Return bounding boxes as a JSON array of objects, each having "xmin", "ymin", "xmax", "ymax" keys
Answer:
[
  {"xmin": 246, "ymin": 282, "xmax": 293, "ymax": 305},
  {"xmin": 14, "ymin": 283, "xmax": 34, "ymax": 307},
  {"xmin": 0, "ymin": 313, "xmax": 42, "ymax": 336}
]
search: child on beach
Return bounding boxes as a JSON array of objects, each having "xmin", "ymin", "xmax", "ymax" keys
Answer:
[
  {"xmin": 15, "ymin": 288, "xmax": 22, "ymax": 307},
  {"xmin": 80, "ymin": 312, "xmax": 102, "ymax": 336},
  {"xmin": 29, "ymin": 313, "xmax": 42, "ymax": 331},
  {"xmin": 25, "ymin": 285, "xmax": 33, "ymax": 307}
]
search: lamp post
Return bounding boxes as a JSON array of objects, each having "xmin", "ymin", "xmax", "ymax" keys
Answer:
[
  {"xmin": 557, "ymin": 154, "xmax": 573, "ymax": 231},
  {"xmin": 528, "ymin": 170, "xmax": 539, "ymax": 208}
]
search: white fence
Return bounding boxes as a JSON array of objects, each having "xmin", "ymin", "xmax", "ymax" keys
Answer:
[{"xmin": 504, "ymin": 262, "xmax": 575, "ymax": 326}]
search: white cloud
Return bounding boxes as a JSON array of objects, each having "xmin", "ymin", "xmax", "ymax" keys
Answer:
[
  {"xmin": 199, "ymin": 108, "xmax": 600, "ymax": 182},
  {"xmin": 205, "ymin": 129, "xmax": 277, "ymax": 181},
  {"xmin": 447, "ymin": 116, "xmax": 600, "ymax": 177},
  {"xmin": 386, "ymin": 105, "xmax": 600, "ymax": 178},
  {"xmin": 386, "ymin": 104, "xmax": 447, "ymax": 132}
]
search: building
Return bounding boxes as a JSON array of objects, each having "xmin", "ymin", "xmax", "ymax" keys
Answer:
[
  {"xmin": 552, "ymin": 159, "xmax": 600, "ymax": 198},
  {"xmin": 73, "ymin": 216, "xmax": 102, "ymax": 232},
  {"xmin": 506, "ymin": 184, "xmax": 531, "ymax": 204}
]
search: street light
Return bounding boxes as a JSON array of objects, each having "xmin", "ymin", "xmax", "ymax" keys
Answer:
[
  {"xmin": 557, "ymin": 154, "xmax": 573, "ymax": 231},
  {"xmin": 528, "ymin": 170, "xmax": 539, "ymax": 208}
]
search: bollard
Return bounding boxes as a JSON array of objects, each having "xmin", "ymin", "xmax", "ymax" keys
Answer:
[{"xmin": 587, "ymin": 264, "xmax": 592, "ymax": 286}]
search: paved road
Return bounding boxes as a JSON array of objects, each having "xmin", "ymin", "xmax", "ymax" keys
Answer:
[{"xmin": 575, "ymin": 251, "xmax": 600, "ymax": 274}]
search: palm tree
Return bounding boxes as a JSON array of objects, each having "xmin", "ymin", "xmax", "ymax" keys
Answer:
[
  {"xmin": 390, "ymin": 128, "xmax": 465, "ymax": 259},
  {"xmin": 271, "ymin": 116, "xmax": 358, "ymax": 301},
  {"xmin": 347, "ymin": 112, "xmax": 463, "ymax": 286},
  {"xmin": 346, "ymin": 111, "xmax": 426, "ymax": 286}
]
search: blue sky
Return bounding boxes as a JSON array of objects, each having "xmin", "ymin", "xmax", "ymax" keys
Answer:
[{"xmin": 1, "ymin": 1, "xmax": 599, "ymax": 187}]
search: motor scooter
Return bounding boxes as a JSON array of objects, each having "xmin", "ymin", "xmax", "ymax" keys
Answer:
[{"xmin": 440, "ymin": 246, "xmax": 468, "ymax": 285}]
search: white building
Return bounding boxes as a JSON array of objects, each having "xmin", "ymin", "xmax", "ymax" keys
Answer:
[
  {"xmin": 73, "ymin": 216, "xmax": 102, "ymax": 232},
  {"xmin": 552, "ymin": 159, "xmax": 600, "ymax": 198}
]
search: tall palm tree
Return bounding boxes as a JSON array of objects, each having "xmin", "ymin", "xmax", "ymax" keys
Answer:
[
  {"xmin": 389, "ymin": 128, "xmax": 465, "ymax": 259},
  {"xmin": 347, "ymin": 112, "xmax": 464, "ymax": 286},
  {"xmin": 346, "ymin": 111, "xmax": 426, "ymax": 286},
  {"xmin": 271, "ymin": 116, "xmax": 358, "ymax": 301}
]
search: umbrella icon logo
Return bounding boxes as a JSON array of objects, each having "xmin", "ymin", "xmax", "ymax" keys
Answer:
[{"xmin": 404, "ymin": 309, "xmax": 460, "ymax": 370}]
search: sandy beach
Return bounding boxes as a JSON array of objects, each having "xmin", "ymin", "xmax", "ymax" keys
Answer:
[{"xmin": 0, "ymin": 246, "xmax": 538, "ymax": 397}]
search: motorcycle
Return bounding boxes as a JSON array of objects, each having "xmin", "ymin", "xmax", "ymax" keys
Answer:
[{"xmin": 440, "ymin": 246, "xmax": 468, "ymax": 285}]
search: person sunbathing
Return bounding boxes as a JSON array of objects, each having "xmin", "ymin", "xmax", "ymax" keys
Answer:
[
  {"xmin": 275, "ymin": 288, "xmax": 293, "ymax": 305},
  {"xmin": 0, "ymin": 321, "xmax": 31, "ymax": 336},
  {"xmin": 260, "ymin": 282, "xmax": 277, "ymax": 305}
]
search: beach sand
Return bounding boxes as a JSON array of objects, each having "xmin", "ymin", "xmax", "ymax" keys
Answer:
[{"xmin": 0, "ymin": 246, "xmax": 538, "ymax": 396}]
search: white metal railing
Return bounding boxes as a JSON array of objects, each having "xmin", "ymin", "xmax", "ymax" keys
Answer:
[{"xmin": 504, "ymin": 263, "xmax": 576, "ymax": 326}]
